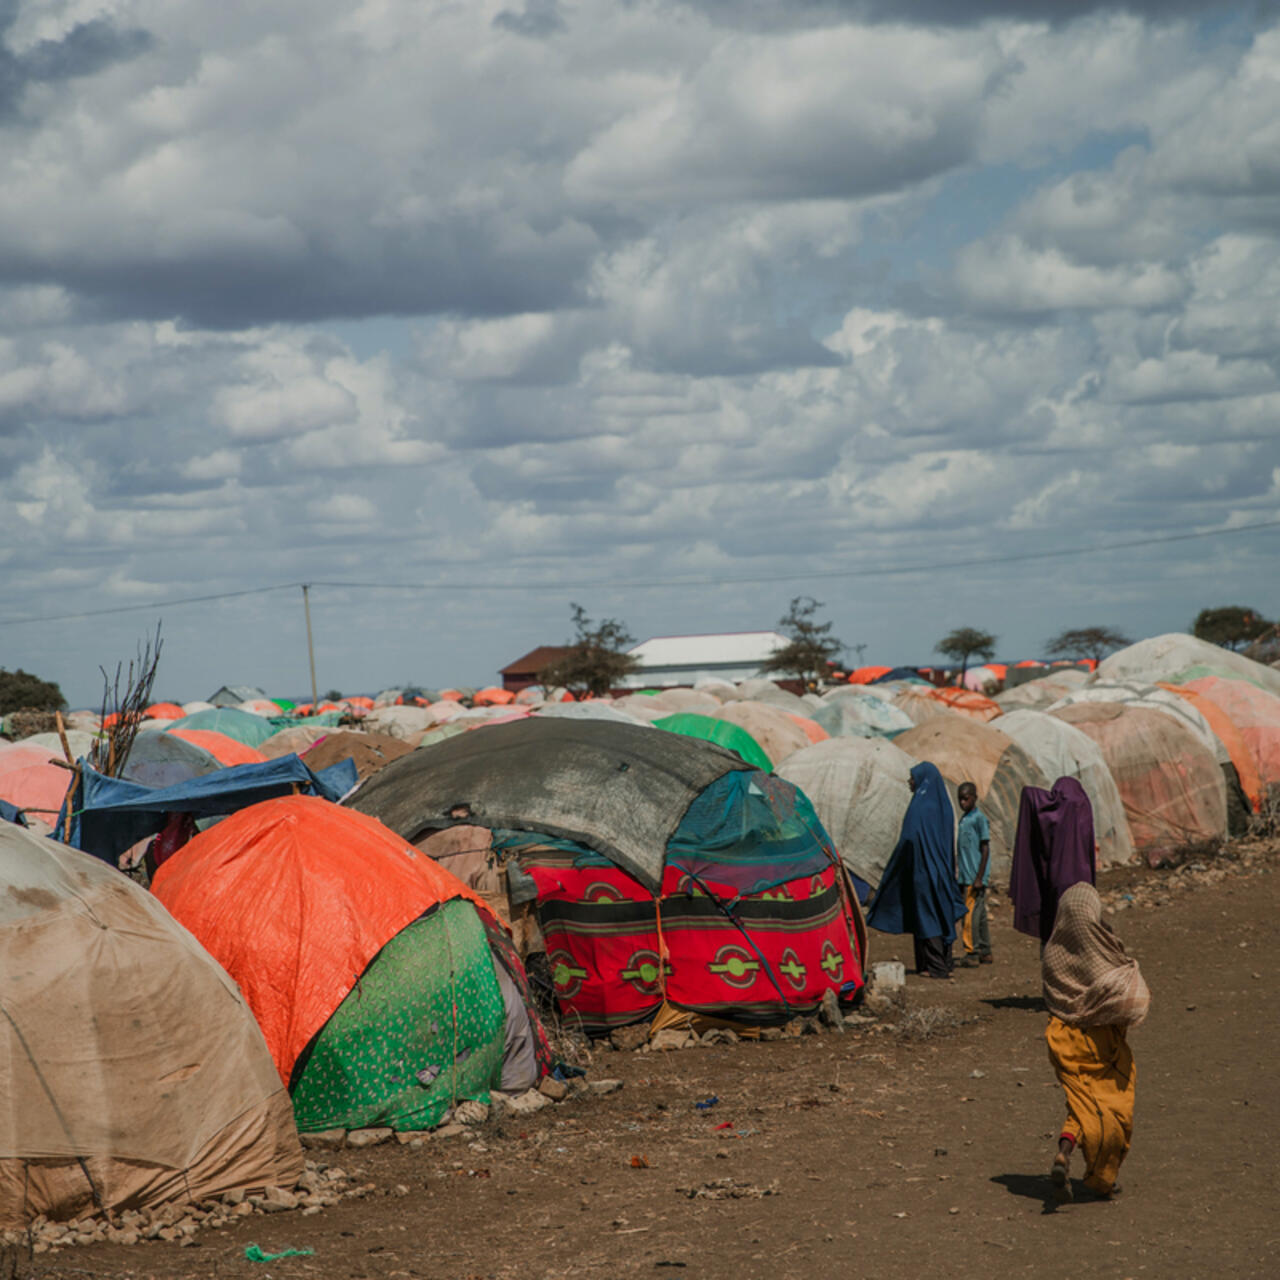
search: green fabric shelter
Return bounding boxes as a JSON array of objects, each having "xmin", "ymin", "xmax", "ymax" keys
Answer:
[
  {"xmin": 654, "ymin": 712, "xmax": 773, "ymax": 773},
  {"xmin": 168, "ymin": 707, "xmax": 277, "ymax": 748},
  {"xmin": 290, "ymin": 899, "xmax": 505, "ymax": 1132}
]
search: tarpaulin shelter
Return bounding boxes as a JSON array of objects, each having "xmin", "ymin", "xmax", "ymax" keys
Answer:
[
  {"xmin": 169, "ymin": 728, "xmax": 267, "ymax": 768},
  {"xmin": 872, "ymin": 667, "xmax": 928, "ymax": 685},
  {"xmin": 152, "ymin": 796, "xmax": 551, "ymax": 1131},
  {"xmin": 535, "ymin": 701, "xmax": 655, "ymax": 728},
  {"xmin": 711, "ymin": 702, "xmax": 811, "ymax": 766},
  {"xmin": 1051, "ymin": 702, "xmax": 1227, "ymax": 859},
  {"xmin": 1182, "ymin": 676, "xmax": 1280, "ymax": 798},
  {"xmin": 474, "ymin": 687, "xmax": 516, "ymax": 706},
  {"xmin": 894, "ymin": 718, "xmax": 1050, "ymax": 879},
  {"xmin": 778, "ymin": 737, "xmax": 915, "ymax": 891},
  {"xmin": 1160, "ymin": 682, "xmax": 1264, "ymax": 818},
  {"xmin": 0, "ymin": 824, "xmax": 301, "ymax": 1228},
  {"xmin": 647, "ymin": 689, "xmax": 724, "ymax": 715},
  {"xmin": 303, "ymin": 730, "xmax": 414, "ymax": 780},
  {"xmin": 786, "ymin": 713, "xmax": 830, "ymax": 745},
  {"xmin": 848, "ymin": 665, "xmax": 892, "ymax": 685},
  {"xmin": 121, "ymin": 729, "xmax": 224, "ymax": 788},
  {"xmin": 22, "ymin": 730, "xmax": 99, "ymax": 760},
  {"xmin": 895, "ymin": 686, "xmax": 1000, "ymax": 725},
  {"xmin": 238, "ymin": 699, "xmax": 284, "ymax": 717},
  {"xmin": 1095, "ymin": 633, "xmax": 1280, "ymax": 698},
  {"xmin": 996, "ymin": 669, "xmax": 1089, "ymax": 711},
  {"xmin": 365, "ymin": 705, "xmax": 437, "ymax": 740},
  {"xmin": 815, "ymin": 689, "xmax": 914, "ymax": 739},
  {"xmin": 995, "ymin": 709, "xmax": 1134, "ymax": 867},
  {"xmin": 258, "ymin": 723, "xmax": 334, "ymax": 759},
  {"xmin": 62, "ymin": 754, "xmax": 357, "ymax": 866},
  {"xmin": 143, "ymin": 702, "xmax": 185, "ymax": 720},
  {"xmin": 347, "ymin": 719, "xmax": 865, "ymax": 1034},
  {"xmin": 170, "ymin": 707, "xmax": 276, "ymax": 748},
  {"xmin": 654, "ymin": 712, "xmax": 773, "ymax": 772},
  {"xmin": 0, "ymin": 746, "xmax": 75, "ymax": 825}
]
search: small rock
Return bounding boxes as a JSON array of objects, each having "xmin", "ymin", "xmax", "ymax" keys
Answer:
[
  {"xmin": 587, "ymin": 1078, "xmax": 624, "ymax": 1096},
  {"xmin": 300, "ymin": 1128, "xmax": 347, "ymax": 1151},
  {"xmin": 346, "ymin": 1127, "xmax": 394, "ymax": 1148},
  {"xmin": 506, "ymin": 1088, "xmax": 552, "ymax": 1115},
  {"xmin": 610, "ymin": 1023, "xmax": 651, "ymax": 1052},
  {"xmin": 223, "ymin": 1188, "xmax": 246, "ymax": 1205},
  {"xmin": 538, "ymin": 1076, "xmax": 570, "ymax": 1101},
  {"xmin": 759, "ymin": 1026, "xmax": 784, "ymax": 1042},
  {"xmin": 232, "ymin": 1202, "xmax": 254, "ymax": 1218},
  {"xmin": 261, "ymin": 1186, "xmax": 299, "ymax": 1211},
  {"xmin": 454, "ymin": 1099, "xmax": 490, "ymax": 1124},
  {"xmin": 969, "ymin": 1069, "xmax": 985, "ymax": 1079},
  {"xmin": 650, "ymin": 1028, "xmax": 697, "ymax": 1051},
  {"xmin": 301, "ymin": 1205, "xmax": 323, "ymax": 1217},
  {"xmin": 701, "ymin": 1028, "xmax": 739, "ymax": 1045},
  {"xmin": 391, "ymin": 1184, "xmax": 411, "ymax": 1197},
  {"xmin": 949, "ymin": 1207, "xmax": 960, "ymax": 1215},
  {"xmin": 396, "ymin": 1130, "xmax": 428, "ymax": 1145},
  {"xmin": 819, "ymin": 988, "xmax": 845, "ymax": 1031},
  {"xmin": 431, "ymin": 1123, "xmax": 468, "ymax": 1140}
]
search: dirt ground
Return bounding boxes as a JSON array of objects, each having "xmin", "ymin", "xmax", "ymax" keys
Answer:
[{"xmin": 30, "ymin": 843, "xmax": 1280, "ymax": 1280}]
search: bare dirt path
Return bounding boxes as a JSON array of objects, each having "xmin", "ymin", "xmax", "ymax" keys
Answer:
[{"xmin": 36, "ymin": 848, "xmax": 1278, "ymax": 1280}]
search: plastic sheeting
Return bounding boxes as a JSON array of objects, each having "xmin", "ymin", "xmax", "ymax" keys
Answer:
[
  {"xmin": 995, "ymin": 710, "xmax": 1134, "ymax": 867},
  {"xmin": 815, "ymin": 689, "xmax": 914, "ymax": 739},
  {"xmin": 168, "ymin": 707, "xmax": 277, "ymax": 747},
  {"xmin": 1183, "ymin": 676, "xmax": 1280, "ymax": 794},
  {"xmin": 710, "ymin": 701, "xmax": 811, "ymax": 766},
  {"xmin": 1047, "ymin": 681, "xmax": 1228, "ymax": 764},
  {"xmin": 0, "ymin": 824, "xmax": 301, "ymax": 1227},
  {"xmin": 654, "ymin": 713, "xmax": 773, "ymax": 772},
  {"xmin": 347, "ymin": 718, "xmax": 752, "ymax": 891},
  {"xmin": 1052, "ymin": 702, "xmax": 1227, "ymax": 856},
  {"xmin": 778, "ymin": 737, "xmax": 915, "ymax": 889},
  {"xmin": 152, "ymin": 795, "xmax": 494, "ymax": 1085},
  {"xmin": 894, "ymin": 718, "xmax": 1050, "ymax": 880}
]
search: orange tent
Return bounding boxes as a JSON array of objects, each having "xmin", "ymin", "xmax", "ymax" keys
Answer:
[
  {"xmin": 474, "ymin": 687, "xmax": 516, "ymax": 706},
  {"xmin": 1160, "ymin": 683, "xmax": 1264, "ymax": 815},
  {"xmin": 152, "ymin": 795, "xmax": 492, "ymax": 1084},
  {"xmin": 1183, "ymin": 675, "xmax": 1280, "ymax": 792},
  {"xmin": 786, "ymin": 713, "xmax": 830, "ymax": 745},
  {"xmin": 849, "ymin": 666, "xmax": 892, "ymax": 685},
  {"xmin": 343, "ymin": 696, "xmax": 375, "ymax": 710},
  {"xmin": 930, "ymin": 687, "xmax": 1002, "ymax": 722},
  {"xmin": 144, "ymin": 702, "xmax": 186, "ymax": 720},
  {"xmin": 0, "ymin": 747, "xmax": 74, "ymax": 821},
  {"xmin": 168, "ymin": 729, "xmax": 267, "ymax": 768},
  {"xmin": 436, "ymin": 689, "xmax": 464, "ymax": 702}
]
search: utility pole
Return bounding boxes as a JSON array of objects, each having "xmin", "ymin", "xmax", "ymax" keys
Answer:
[{"xmin": 302, "ymin": 584, "xmax": 319, "ymax": 708}]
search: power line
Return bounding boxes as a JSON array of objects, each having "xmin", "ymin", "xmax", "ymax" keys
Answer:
[{"xmin": 2, "ymin": 516, "xmax": 1278, "ymax": 628}]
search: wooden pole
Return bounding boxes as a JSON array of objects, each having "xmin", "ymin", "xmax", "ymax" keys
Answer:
[{"xmin": 303, "ymin": 584, "xmax": 319, "ymax": 710}]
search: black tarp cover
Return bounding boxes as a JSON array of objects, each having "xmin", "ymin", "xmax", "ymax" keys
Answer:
[{"xmin": 346, "ymin": 718, "xmax": 751, "ymax": 890}]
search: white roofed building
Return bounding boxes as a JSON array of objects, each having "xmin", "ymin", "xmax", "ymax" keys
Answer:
[{"xmin": 618, "ymin": 631, "xmax": 789, "ymax": 690}]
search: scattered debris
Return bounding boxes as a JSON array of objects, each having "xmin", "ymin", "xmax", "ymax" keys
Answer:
[{"xmin": 677, "ymin": 1178, "xmax": 779, "ymax": 1200}]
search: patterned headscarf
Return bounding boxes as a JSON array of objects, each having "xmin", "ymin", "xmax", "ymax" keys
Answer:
[{"xmin": 1042, "ymin": 883, "xmax": 1149, "ymax": 1029}]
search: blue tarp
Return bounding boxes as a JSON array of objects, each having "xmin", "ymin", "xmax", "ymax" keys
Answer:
[
  {"xmin": 63, "ymin": 754, "xmax": 359, "ymax": 864},
  {"xmin": 0, "ymin": 799, "xmax": 28, "ymax": 827},
  {"xmin": 871, "ymin": 667, "xmax": 929, "ymax": 685}
]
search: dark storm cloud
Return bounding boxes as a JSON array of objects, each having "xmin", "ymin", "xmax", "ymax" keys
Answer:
[{"xmin": 0, "ymin": 5, "xmax": 152, "ymax": 122}]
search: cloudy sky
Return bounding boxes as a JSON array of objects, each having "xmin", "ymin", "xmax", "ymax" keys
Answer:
[{"xmin": 2, "ymin": 0, "xmax": 1279, "ymax": 706}]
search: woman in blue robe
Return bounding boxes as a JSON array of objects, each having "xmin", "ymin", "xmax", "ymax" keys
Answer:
[{"xmin": 866, "ymin": 762, "xmax": 967, "ymax": 979}]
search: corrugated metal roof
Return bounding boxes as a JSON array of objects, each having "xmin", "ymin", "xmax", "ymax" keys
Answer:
[
  {"xmin": 627, "ymin": 632, "xmax": 788, "ymax": 668},
  {"xmin": 499, "ymin": 646, "xmax": 574, "ymax": 675}
]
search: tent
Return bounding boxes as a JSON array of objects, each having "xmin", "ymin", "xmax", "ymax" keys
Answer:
[
  {"xmin": 1, "ymin": 824, "xmax": 301, "ymax": 1227},
  {"xmin": 894, "ymin": 718, "xmax": 1051, "ymax": 879},
  {"xmin": 995, "ymin": 669, "xmax": 1089, "ymax": 711},
  {"xmin": 893, "ymin": 686, "xmax": 1000, "ymax": 725},
  {"xmin": 1051, "ymin": 702, "xmax": 1227, "ymax": 859},
  {"xmin": 786, "ymin": 713, "xmax": 830, "ymax": 746},
  {"xmin": 153, "ymin": 796, "xmax": 552, "ymax": 1131},
  {"xmin": 777, "ymin": 737, "xmax": 915, "ymax": 891},
  {"xmin": 871, "ymin": 667, "xmax": 928, "ymax": 685},
  {"xmin": 121, "ymin": 728, "xmax": 225, "ymax": 788},
  {"xmin": 1160, "ymin": 683, "xmax": 1264, "ymax": 819},
  {"xmin": 364, "ymin": 705, "xmax": 437, "ymax": 740},
  {"xmin": 647, "ymin": 689, "xmax": 724, "ymax": 715},
  {"xmin": 258, "ymin": 723, "xmax": 335, "ymax": 759},
  {"xmin": 534, "ymin": 701, "xmax": 655, "ymax": 728},
  {"xmin": 169, "ymin": 707, "xmax": 277, "ymax": 748},
  {"xmin": 654, "ymin": 712, "xmax": 773, "ymax": 772},
  {"xmin": 1182, "ymin": 675, "xmax": 1280, "ymax": 799},
  {"xmin": 710, "ymin": 701, "xmax": 811, "ymax": 766},
  {"xmin": 847, "ymin": 665, "xmax": 892, "ymax": 685},
  {"xmin": 0, "ymin": 745, "xmax": 75, "ymax": 827},
  {"xmin": 169, "ymin": 728, "xmax": 267, "ymax": 768},
  {"xmin": 347, "ymin": 719, "xmax": 865, "ymax": 1034},
  {"xmin": 302, "ymin": 729, "xmax": 414, "ymax": 780},
  {"xmin": 815, "ymin": 689, "xmax": 914, "ymax": 739},
  {"xmin": 1095, "ymin": 633, "xmax": 1280, "ymax": 698},
  {"xmin": 63, "ymin": 754, "xmax": 357, "ymax": 866},
  {"xmin": 995, "ymin": 709, "xmax": 1134, "ymax": 867}
]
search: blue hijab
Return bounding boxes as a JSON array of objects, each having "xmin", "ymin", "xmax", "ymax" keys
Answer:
[{"xmin": 866, "ymin": 762, "xmax": 967, "ymax": 943}]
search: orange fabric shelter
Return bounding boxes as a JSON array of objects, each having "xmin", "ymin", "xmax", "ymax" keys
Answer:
[
  {"xmin": 848, "ymin": 666, "xmax": 892, "ymax": 685},
  {"xmin": 0, "ymin": 748, "xmax": 74, "ymax": 819},
  {"xmin": 474, "ymin": 687, "xmax": 516, "ymax": 706},
  {"xmin": 1183, "ymin": 676, "xmax": 1280, "ymax": 792},
  {"xmin": 144, "ymin": 702, "xmax": 186, "ymax": 720},
  {"xmin": 1160, "ymin": 683, "xmax": 1264, "ymax": 814},
  {"xmin": 152, "ymin": 795, "xmax": 492, "ymax": 1085},
  {"xmin": 929, "ymin": 687, "xmax": 1002, "ymax": 722},
  {"xmin": 168, "ymin": 729, "xmax": 267, "ymax": 768}
]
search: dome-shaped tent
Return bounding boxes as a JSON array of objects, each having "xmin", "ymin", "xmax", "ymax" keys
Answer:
[
  {"xmin": 152, "ymin": 796, "xmax": 550, "ymax": 1132},
  {"xmin": 777, "ymin": 738, "xmax": 915, "ymax": 890},
  {"xmin": 995, "ymin": 709, "xmax": 1134, "ymax": 867},
  {"xmin": 347, "ymin": 719, "xmax": 865, "ymax": 1035},
  {"xmin": 1, "ymin": 824, "xmax": 301, "ymax": 1227},
  {"xmin": 1095, "ymin": 633, "xmax": 1280, "ymax": 696},
  {"xmin": 1051, "ymin": 702, "xmax": 1227, "ymax": 859},
  {"xmin": 168, "ymin": 707, "xmax": 276, "ymax": 748},
  {"xmin": 711, "ymin": 702, "xmax": 811, "ymax": 766},
  {"xmin": 894, "ymin": 718, "xmax": 1050, "ymax": 879},
  {"xmin": 655, "ymin": 712, "xmax": 773, "ymax": 772}
]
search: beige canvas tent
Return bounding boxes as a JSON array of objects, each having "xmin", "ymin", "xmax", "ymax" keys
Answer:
[{"xmin": 0, "ymin": 825, "xmax": 302, "ymax": 1228}]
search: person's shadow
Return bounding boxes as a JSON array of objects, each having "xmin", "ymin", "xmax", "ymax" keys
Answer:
[
  {"xmin": 991, "ymin": 1172, "xmax": 1061, "ymax": 1215},
  {"xmin": 983, "ymin": 994, "xmax": 1046, "ymax": 1012}
]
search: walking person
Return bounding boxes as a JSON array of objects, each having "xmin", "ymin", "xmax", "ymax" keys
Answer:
[
  {"xmin": 954, "ymin": 781, "xmax": 992, "ymax": 967},
  {"xmin": 1043, "ymin": 882, "xmax": 1149, "ymax": 1202},
  {"xmin": 866, "ymin": 762, "xmax": 967, "ymax": 979},
  {"xmin": 1009, "ymin": 777, "xmax": 1096, "ymax": 945}
]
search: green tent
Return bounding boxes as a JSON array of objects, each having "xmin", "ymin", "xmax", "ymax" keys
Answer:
[
  {"xmin": 272, "ymin": 698, "xmax": 297, "ymax": 711},
  {"xmin": 168, "ymin": 707, "xmax": 277, "ymax": 748},
  {"xmin": 654, "ymin": 712, "xmax": 772, "ymax": 772},
  {"xmin": 291, "ymin": 899, "xmax": 505, "ymax": 1132}
]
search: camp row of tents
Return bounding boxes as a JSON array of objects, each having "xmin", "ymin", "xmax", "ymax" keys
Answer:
[{"xmin": 1, "ymin": 632, "xmax": 1278, "ymax": 1231}]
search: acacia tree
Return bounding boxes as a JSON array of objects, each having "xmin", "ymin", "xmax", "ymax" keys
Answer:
[
  {"xmin": 936, "ymin": 626, "xmax": 997, "ymax": 686},
  {"xmin": 1192, "ymin": 605, "xmax": 1272, "ymax": 651},
  {"xmin": 538, "ymin": 604, "xmax": 641, "ymax": 699},
  {"xmin": 1044, "ymin": 626, "xmax": 1132, "ymax": 664},
  {"xmin": 760, "ymin": 596, "xmax": 845, "ymax": 689}
]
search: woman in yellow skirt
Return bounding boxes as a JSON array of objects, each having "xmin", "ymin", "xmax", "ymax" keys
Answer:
[{"xmin": 1042, "ymin": 883, "xmax": 1149, "ymax": 1202}]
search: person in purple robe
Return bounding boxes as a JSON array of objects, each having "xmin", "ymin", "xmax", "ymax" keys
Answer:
[{"xmin": 1009, "ymin": 777, "xmax": 1097, "ymax": 944}]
